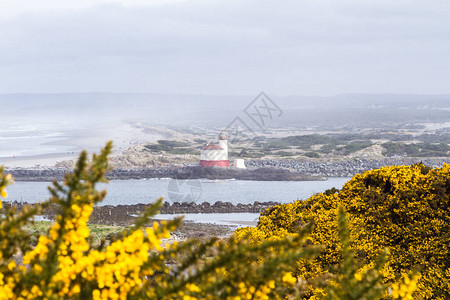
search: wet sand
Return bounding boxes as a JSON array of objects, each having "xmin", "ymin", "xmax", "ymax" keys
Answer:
[
  {"xmin": 0, "ymin": 152, "xmax": 79, "ymax": 168},
  {"xmin": 0, "ymin": 123, "xmax": 164, "ymax": 169}
]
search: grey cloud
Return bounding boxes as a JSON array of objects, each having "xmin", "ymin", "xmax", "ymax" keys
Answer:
[{"xmin": 0, "ymin": 0, "xmax": 449, "ymax": 95}]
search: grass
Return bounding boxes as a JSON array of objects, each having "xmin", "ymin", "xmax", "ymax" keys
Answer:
[
  {"xmin": 141, "ymin": 133, "xmax": 450, "ymax": 160},
  {"xmin": 144, "ymin": 139, "xmax": 199, "ymax": 155},
  {"xmin": 25, "ymin": 221, "xmax": 127, "ymax": 245},
  {"xmin": 382, "ymin": 142, "xmax": 450, "ymax": 157}
]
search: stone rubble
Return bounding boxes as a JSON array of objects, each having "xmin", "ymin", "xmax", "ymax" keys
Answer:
[{"xmin": 245, "ymin": 157, "xmax": 450, "ymax": 177}]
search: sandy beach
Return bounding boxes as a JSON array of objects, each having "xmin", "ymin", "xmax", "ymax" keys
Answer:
[
  {"xmin": 0, "ymin": 122, "xmax": 165, "ymax": 169},
  {"xmin": 0, "ymin": 152, "xmax": 79, "ymax": 168}
]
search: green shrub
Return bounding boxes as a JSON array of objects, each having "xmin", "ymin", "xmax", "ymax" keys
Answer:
[{"xmin": 304, "ymin": 152, "xmax": 321, "ymax": 158}]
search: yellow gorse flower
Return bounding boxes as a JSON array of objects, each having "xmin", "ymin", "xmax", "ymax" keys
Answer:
[
  {"xmin": 236, "ymin": 163, "xmax": 450, "ymax": 299},
  {"xmin": 0, "ymin": 144, "xmax": 315, "ymax": 299}
]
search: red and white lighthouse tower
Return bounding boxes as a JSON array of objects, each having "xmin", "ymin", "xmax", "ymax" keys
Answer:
[{"xmin": 200, "ymin": 131, "xmax": 230, "ymax": 167}]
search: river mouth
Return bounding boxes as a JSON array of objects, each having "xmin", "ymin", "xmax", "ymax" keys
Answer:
[{"xmin": 3, "ymin": 178, "xmax": 350, "ymax": 206}]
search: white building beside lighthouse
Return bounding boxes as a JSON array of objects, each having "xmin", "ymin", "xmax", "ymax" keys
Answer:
[{"xmin": 200, "ymin": 131, "xmax": 230, "ymax": 167}]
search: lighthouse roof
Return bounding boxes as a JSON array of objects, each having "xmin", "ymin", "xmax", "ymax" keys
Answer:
[
  {"xmin": 218, "ymin": 131, "xmax": 227, "ymax": 140},
  {"xmin": 201, "ymin": 144, "xmax": 224, "ymax": 150}
]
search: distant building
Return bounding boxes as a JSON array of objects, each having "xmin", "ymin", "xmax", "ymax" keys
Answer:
[
  {"xmin": 233, "ymin": 159, "xmax": 246, "ymax": 169},
  {"xmin": 200, "ymin": 131, "xmax": 230, "ymax": 167}
]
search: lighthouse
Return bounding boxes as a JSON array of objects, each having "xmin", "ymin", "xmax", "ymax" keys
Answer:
[
  {"xmin": 200, "ymin": 131, "xmax": 230, "ymax": 167},
  {"xmin": 218, "ymin": 131, "xmax": 228, "ymax": 154}
]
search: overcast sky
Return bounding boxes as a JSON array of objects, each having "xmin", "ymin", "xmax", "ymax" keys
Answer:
[{"xmin": 1, "ymin": 0, "xmax": 449, "ymax": 96}]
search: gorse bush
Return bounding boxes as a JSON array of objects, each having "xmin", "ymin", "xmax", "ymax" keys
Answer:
[
  {"xmin": 0, "ymin": 143, "xmax": 426, "ymax": 299},
  {"xmin": 236, "ymin": 163, "xmax": 449, "ymax": 299},
  {"xmin": 323, "ymin": 206, "xmax": 389, "ymax": 300},
  {"xmin": 0, "ymin": 143, "xmax": 323, "ymax": 299}
]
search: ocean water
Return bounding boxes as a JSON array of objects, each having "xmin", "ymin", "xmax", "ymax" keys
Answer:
[
  {"xmin": 0, "ymin": 123, "xmax": 74, "ymax": 157},
  {"xmin": 5, "ymin": 177, "xmax": 351, "ymax": 206}
]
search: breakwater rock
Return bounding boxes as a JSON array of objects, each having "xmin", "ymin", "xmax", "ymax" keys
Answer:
[
  {"xmin": 6, "ymin": 157, "xmax": 449, "ymax": 181},
  {"xmin": 6, "ymin": 168, "xmax": 68, "ymax": 181},
  {"xmin": 246, "ymin": 157, "xmax": 450, "ymax": 177},
  {"xmin": 6, "ymin": 166, "xmax": 323, "ymax": 182},
  {"xmin": 3, "ymin": 200, "xmax": 279, "ymax": 226}
]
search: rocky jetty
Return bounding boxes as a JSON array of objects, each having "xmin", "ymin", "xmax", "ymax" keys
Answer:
[
  {"xmin": 246, "ymin": 157, "xmax": 450, "ymax": 177},
  {"xmin": 6, "ymin": 157, "xmax": 449, "ymax": 181},
  {"xmin": 6, "ymin": 166, "xmax": 323, "ymax": 182},
  {"xmin": 6, "ymin": 168, "xmax": 68, "ymax": 181}
]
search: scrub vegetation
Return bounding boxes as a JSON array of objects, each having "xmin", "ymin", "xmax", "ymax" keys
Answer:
[
  {"xmin": 0, "ymin": 144, "xmax": 446, "ymax": 299},
  {"xmin": 140, "ymin": 132, "xmax": 450, "ymax": 162},
  {"xmin": 236, "ymin": 163, "xmax": 450, "ymax": 299}
]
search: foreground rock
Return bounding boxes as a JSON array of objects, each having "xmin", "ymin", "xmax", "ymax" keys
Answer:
[
  {"xmin": 4, "ymin": 200, "xmax": 272, "ymax": 239},
  {"xmin": 3, "ymin": 200, "xmax": 277, "ymax": 226}
]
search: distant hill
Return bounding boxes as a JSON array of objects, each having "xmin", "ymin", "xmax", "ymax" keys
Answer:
[{"xmin": 1, "ymin": 92, "xmax": 449, "ymax": 129}]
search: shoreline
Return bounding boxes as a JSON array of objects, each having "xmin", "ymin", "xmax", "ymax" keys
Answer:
[
  {"xmin": 0, "ymin": 152, "xmax": 79, "ymax": 169},
  {"xmin": 4, "ymin": 166, "xmax": 325, "ymax": 182},
  {"xmin": 3, "ymin": 156, "xmax": 450, "ymax": 181},
  {"xmin": 3, "ymin": 200, "xmax": 280, "ymax": 217},
  {"xmin": 2, "ymin": 200, "xmax": 272, "ymax": 235}
]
